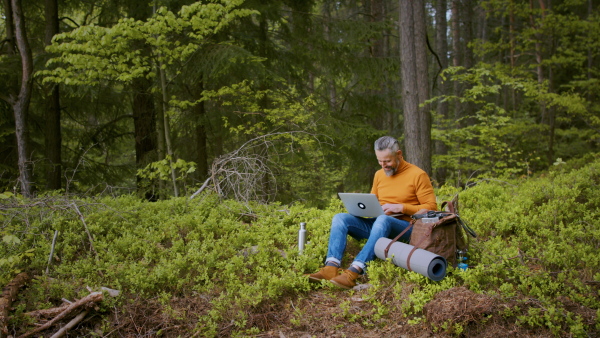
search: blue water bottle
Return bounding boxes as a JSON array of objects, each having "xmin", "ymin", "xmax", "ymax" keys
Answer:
[{"xmin": 457, "ymin": 250, "xmax": 468, "ymax": 271}]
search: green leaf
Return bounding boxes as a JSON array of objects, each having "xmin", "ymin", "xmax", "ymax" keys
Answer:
[{"xmin": 2, "ymin": 234, "xmax": 21, "ymax": 245}]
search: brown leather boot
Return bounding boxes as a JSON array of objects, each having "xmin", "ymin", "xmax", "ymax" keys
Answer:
[
  {"xmin": 308, "ymin": 265, "xmax": 340, "ymax": 282},
  {"xmin": 329, "ymin": 269, "xmax": 359, "ymax": 289}
]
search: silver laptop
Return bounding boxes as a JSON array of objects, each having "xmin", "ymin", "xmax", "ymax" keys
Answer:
[{"xmin": 338, "ymin": 193, "xmax": 387, "ymax": 218}]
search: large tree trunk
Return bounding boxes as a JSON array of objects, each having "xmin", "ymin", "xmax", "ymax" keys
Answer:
[
  {"xmin": 129, "ymin": 2, "xmax": 159, "ymax": 199},
  {"xmin": 413, "ymin": 0, "xmax": 432, "ymax": 175},
  {"xmin": 10, "ymin": 0, "xmax": 33, "ymax": 197},
  {"xmin": 44, "ymin": 0, "xmax": 62, "ymax": 190},
  {"xmin": 434, "ymin": 0, "xmax": 449, "ymax": 184},
  {"xmin": 399, "ymin": 0, "xmax": 432, "ymax": 175}
]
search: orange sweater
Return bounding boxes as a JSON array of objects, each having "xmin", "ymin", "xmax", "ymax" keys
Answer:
[{"xmin": 370, "ymin": 160, "xmax": 437, "ymax": 221}]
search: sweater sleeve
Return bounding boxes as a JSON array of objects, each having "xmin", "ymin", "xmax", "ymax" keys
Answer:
[{"xmin": 401, "ymin": 171, "xmax": 437, "ymax": 215}]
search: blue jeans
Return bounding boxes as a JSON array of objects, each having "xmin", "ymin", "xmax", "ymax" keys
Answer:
[{"xmin": 325, "ymin": 213, "xmax": 411, "ymax": 271}]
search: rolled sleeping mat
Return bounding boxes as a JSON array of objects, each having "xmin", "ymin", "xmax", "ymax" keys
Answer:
[{"xmin": 374, "ymin": 237, "xmax": 447, "ymax": 281}]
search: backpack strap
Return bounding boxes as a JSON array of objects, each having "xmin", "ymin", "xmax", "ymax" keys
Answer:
[
  {"xmin": 441, "ymin": 200, "xmax": 456, "ymax": 213},
  {"xmin": 383, "ymin": 218, "xmax": 435, "ymax": 272},
  {"xmin": 405, "ymin": 225, "xmax": 434, "ymax": 271},
  {"xmin": 383, "ymin": 220, "xmax": 414, "ymax": 259}
]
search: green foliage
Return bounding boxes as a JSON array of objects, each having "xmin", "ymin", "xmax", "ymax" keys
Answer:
[
  {"xmin": 2, "ymin": 156, "xmax": 600, "ymax": 336},
  {"xmin": 40, "ymin": 0, "xmax": 257, "ymax": 86},
  {"xmin": 0, "ymin": 191, "xmax": 341, "ymax": 335},
  {"xmin": 137, "ymin": 155, "xmax": 197, "ymax": 196},
  {"xmin": 432, "ymin": 63, "xmax": 599, "ymax": 184}
]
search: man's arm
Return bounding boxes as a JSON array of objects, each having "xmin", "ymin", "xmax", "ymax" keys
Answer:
[{"xmin": 401, "ymin": 172, "xmax": 437, "ymax": 215}]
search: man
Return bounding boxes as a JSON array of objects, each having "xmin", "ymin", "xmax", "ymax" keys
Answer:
[{"xmin": 309, "ymin": 136, "xmax": 437, "ymax": 289}]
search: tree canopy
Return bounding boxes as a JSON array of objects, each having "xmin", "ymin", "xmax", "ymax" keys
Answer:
[{"xmin": 0, "ymin": 0, "xmax": 598, "ymax": 204}]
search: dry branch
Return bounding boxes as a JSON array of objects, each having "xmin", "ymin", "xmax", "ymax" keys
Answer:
[
  {"xmin": 70, "ymin": 202, "xmax": 98, "ymax": 258},
  {"xmin": 0, "ymin": 272, "xmax": 31, "ymax": 336},
  {"xmin": 24, "ymin": 303, "xmax": 70, "ymax": 319},
  {"xmin": 189, "ymin": 131, "xmax": 330, "ymax": 203},
  {"xmin": 18, "ymin": 291, "xmax": 103, "ymax": 338},
  {"xmin": 49, "ymin": 310, "xmax": 89, "ymax": 338}
]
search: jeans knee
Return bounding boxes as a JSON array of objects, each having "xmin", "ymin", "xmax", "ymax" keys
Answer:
[
  {"xmin": 372, "ymin": 216, "xmax": 392, "ymax": 235},
  {"xmin": 331, "ymin": 213, "xmax": 351, "ymax": 231}
]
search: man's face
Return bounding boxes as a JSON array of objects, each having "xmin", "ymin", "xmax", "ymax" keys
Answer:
[{"xmin": 375, "ymin": 149, "xmax": 402, "ymax": 176}]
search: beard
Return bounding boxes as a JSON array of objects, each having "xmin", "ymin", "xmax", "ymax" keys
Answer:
[{"xmin": 384, "ymin": 166, "xmax": 397, "ymax": 176}]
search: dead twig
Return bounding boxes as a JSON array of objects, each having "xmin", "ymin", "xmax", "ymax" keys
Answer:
[
  {"xmin": 24, "ymin": 304, "xmax": 70, "ymax": 319},
  {"xmin": 46, "ymin": 230, "xmax": 59, "ymax": 275},
  {"xmin": 18, "ymin": 291, "xmax": 103, "ymax": 338},
  {"xmin": 70, "ymin": 202, "xmax": 98, "ymax": 260},
  {"xmin": 49, "ymin": 310, "xmax": 89, "ymax": 338}
]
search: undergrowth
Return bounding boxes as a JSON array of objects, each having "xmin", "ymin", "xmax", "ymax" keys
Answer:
[{"xmin": 1, "ymin": 154, "xmax": 599, "ymax": 336}]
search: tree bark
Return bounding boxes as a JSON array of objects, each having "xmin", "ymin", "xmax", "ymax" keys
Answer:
[
  {"xmin": 132, "ymin": 77, "xmax": 158, "ymax": 199},
  {"xmin": 10, "ymin": 0, "xmax": 34, "ymax": 197},
  {"xmin": 434, "ymin": 0, "xmax": 449, "ymax": 184},
  {"xmin": 44, "ymin": 0, "xmax": 62, "ymax": 190},
  {"xmin": 158, "ymin": 57, "xmax": 179, "ymax": 197},
  {"xmin": 451, "ymin": 0, "xmax": 462, "ymax": 121},
  {"xmin": 128, "ymin": 1, "xmax": 159, "ymax": 200},
  {"xmin": 413, "ymin": 0, "xmax": 432, "ymax": 175},
  {"xmin": 369, "ymin": 0, "xmax": 389, "ymax": 130},
  {"xmin": 399, "ymin": 0, "xmax": 432, "ymax": 175},
  {"xmin": 195, "ymin": 80, "xmax": 208, "ymax": 180},
  {"xmin": 1, "ymin": 0, "xmax": 15, "ymax": 55}
]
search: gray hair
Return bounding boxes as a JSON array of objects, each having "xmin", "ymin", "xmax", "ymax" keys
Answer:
[{"xmin": 374, "ymin": 136, "xmax": 400, "ymax": 153}]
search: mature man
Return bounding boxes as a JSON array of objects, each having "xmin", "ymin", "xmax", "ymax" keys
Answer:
[{"xmin": 309, "ymin": 136, "xmax": 437, "ymax": 289}]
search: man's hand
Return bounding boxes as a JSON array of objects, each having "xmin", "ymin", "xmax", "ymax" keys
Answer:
[{"xmin": 382, "ymin": 203, "xmax": 404, "ymax": 215}]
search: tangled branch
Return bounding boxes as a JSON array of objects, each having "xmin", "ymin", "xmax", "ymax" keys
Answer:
[{"xmin": 190, "ymin": 131, "xmax": 331, "ymax": 203}]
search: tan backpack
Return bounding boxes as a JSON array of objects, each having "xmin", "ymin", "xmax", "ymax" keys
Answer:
[{"xmin": 384, "ymin": 200, "xmax": 476, "ymax": 269}]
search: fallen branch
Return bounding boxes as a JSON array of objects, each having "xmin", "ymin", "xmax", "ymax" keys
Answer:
[
  {"xmin": 18, "ymin": 292, "xmax": 103, "ymax": 338},
  {"xmin": 189, "ymin": 176, "xmax": 212, "ymax": 199},
  {"xmin": 46, "ymin": 230, "xmax": 59, "ymax": 275},
  {"xmin": 0, "ymin": 272, "xmax": 31, "ymax": 337},
  {"xmin": 24, "ymin": 303, "xmax": 70, "ymax": 319},
  {"xmin": 49, "ymin": 310, "xmax": 89, "ymax": 338},
  {"xmin": 70, "ymin": 203, "xmax": 98, "ymax": 258}
]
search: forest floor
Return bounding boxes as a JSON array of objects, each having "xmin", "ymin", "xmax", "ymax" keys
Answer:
[
  {"xmin": 8, "ymin": 271, "xmax": 598, "ymax": 337},
  {"xmin": 99, "ymin": 283, "xmax": 560, "ymax": 337},
  {"xmin": 54, "ymin": 279, "xmax": 565, "ymax": 338}
]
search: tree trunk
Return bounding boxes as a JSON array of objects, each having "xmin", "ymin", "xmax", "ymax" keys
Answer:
[
  {"xmin": 434, "ymin": 0, "xmax": 449, "ymax": 184},
  {"xmin": 461, "ymin": 0, "xmax": 476, "ymax": 128},
  {"xmin": 10, "ymin": 0, "xmax": 33, "ymax": 197},
  {"xmin": 451, "ymin": 0, "xmax": 461, "ymax": 121},
  {"xmin": 132, "ymin": 77, "xmax": 158, "ymax": 199},
  {"xmin": 158, "ymin": 58, "xmax": 179, "ymax": 197},
  {"xmin": 509, "ymin": 0, "xmax": 517, "ymax": 109},
  {"xmin": 321, "ymin": 2, "xmax": 337, "ymax": 110},
  {"xmin": 399, "ymin": 0, "xmax": 432, "ymax": 175},
  {"xmin": 44, "ymin": 0, "xmax": 62, "ymax": 190},
  {"xmin": 369, "ymin": 0, "xmax": 391, "ymax": 131},
  {"xmin": 195, "ymin": 80, "xmax": 208, "ymax": 180},
  {"xmin": 2, "ymin": 0, "xmax": 15, "ymax": 55},
  {"xmin": 413, "ymin": 0, "xmax": 432, "ymax": 175}
]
